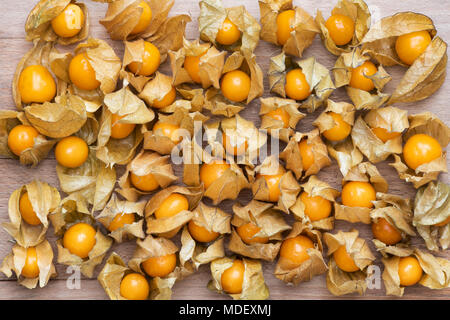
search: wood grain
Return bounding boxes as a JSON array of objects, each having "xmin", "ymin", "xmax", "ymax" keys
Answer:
[{"xmin": 0, "ymin": 0, "xmax": 449, "ymax": 300}]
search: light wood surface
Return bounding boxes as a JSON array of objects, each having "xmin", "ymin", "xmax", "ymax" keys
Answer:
[{"xmin": 0, "ymin": 0, "xmax": 449, "ymax": 300}]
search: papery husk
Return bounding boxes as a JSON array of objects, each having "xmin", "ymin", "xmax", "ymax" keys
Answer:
[
  {"xmin": 316, "ymin": 0, "xmax": 371, "ymax": 56},
  {"xmin": 25, "ymin": 0, "xmax": 89, "ymax": 45},
  {"xmin": 208, "ymin": 257, "xmax": 269, "ymax": 300},
  {"xmin": 145, "ymin": 14, "xmax": 191, "ymax": 63},
  {"xmin": 24, "ymin": 94, "xmax": 87, "ymax": 139},
  {"xmin": 96, "ymin": 85, "xmax": 154, "ymax": 166},
  {"xmin": 313, "ymin": 99, "xmax": 355, "ymax": 141},
  {"xmin": 388, "ymin": 37, "xmax": 447, "ymax": 105},
  {"xmin": 217, "ymin": 51, "xmax": 264, "ymax": 105},
  {"xmin": 389, "ymin": 112, "xmax": 450, "ymax": 189},
  {"xmin": 361, "ymin": 12, "xmax": 436, "ymax": 67},
  {"xmin": 335, "ymin": 162, "xmax": 388, "ymax": 224},
  {"xmin": 250, "ymin": 156, "xmax": 300, "ymax": 213},
  {"xmin": 201, "ymin": 158, "xmax": 250, "ymax": 205},
  {"xmin": 143, "ymin": 108, "xmax": 208, "ymax": 155},
  {"xmin": 2, "ymin": 180, "xmax": 60, "ymax": 248},
  {"xmin": 259, "ymin": 0, "xmax": 319, "ymax": 57},
  {"xmin": 116, "ymin": 150, "xmax": 177, "ymax": 202},
  {"xmin": 0, "ymin": 110, "xmax": 57, "ymax": 166},
  {"xmin": 204, "ymin": 114, "xmax": 267, "ymax": 166},
  {"xmin": 76, "ymin": 113, "xmax": 100, "ymax": 145},
  {"xmin": 13, "ymin": 40, "xmax": 54, "ymax": 110},
  {"xmin": 191, "ymin": 202, "xmax": 232, "ymax": 237},
  {"xmin": 145, "ymin": 185, "xmax": 203, "ymax": 238},
  {"xmin": 198, "ymin": 0, "xmax": 261, "ymax": 53},
  {"xmin": 51, "ymin": 38, "xmax": 121, "ymax": 101},
  {"xmin": 96, "ymin": 194, "xmax": 146, "ymax": 243},
  {"xmin": 138, "ymin": 72, "xmax": 175, "ymax": 108},
  {"xmin": 259, "ymin": 97, "xmax": 305, "ymax": 143},
  {"xmin": 121, "ymin": 40, "xmax": 156, "ymax": 92},
  {"xmin": 268, "ymin": 52, "xmax": 335, "ymax": 112},
  {"xmin": 324, "ymin": 229, "xmax": 376, "ymax": 296},
  {"xmin": 274, "ymin": 222, "xmax": 327, "ymax": 285},
  {"xmin": 100, "ymin": 0, "xmax": 176, "ymax": 41},
  {"xmin": 333, "ymin": 47, "xmax": 391, "ymax": 110},
  {"xmin": 327, "ymin": 138, "xmax": 363, "ymax": 176},
  {"xmin": 381, "ymin": 248, "xmax": 450, "ymax": 296},
  {"xmin": 229, "ymin": 200, "xmax": 291, "ymax": 261},
  {"xmin": 352, "ymin": 107, "xmax": 408, "ymax": 163},
  {"xmin": 97, "ymin": 252, "xmax": 134, "ymax": 300},
  {"xmin": 413, "ymin": 181, "xmax": 450, "ymax": 251},
  {"xmin": 56, "ymin": 150, "xmax": 116, "ymax": 212},
  {"xmin": 180, "ymin": 226, "xmax": 226, "ymax": 270},
  {"xmin": 291, "ymin": 175, "xmax": 339, "ymax": 230},
  {"xmin": 203, "ymin": 88, "xmax": 244, "ymax": 117},
  {"xmin": 50, "ymin": 195, "xmax": 113, "ymax": 278},
  {"xmin": 0, "ymin": 240, "xmax": 56, "ymax": 289},
  {"xmin": 370, "ymin": 192, "xmax": 416, "ymax": 245},
  {"xmin": 169, "ymin": 38, "xmax": 226, "ymax": 90},
  {"xmin": 128, "ymin": 235, "xmax": 192, "ymax": 299},
  {"xmin": 280, "ymin": 129, "xmax": 331, "ymax": 179},
  {"xmin": 175, "ymin": 86, "xmax": 205, "ymax": 113}
]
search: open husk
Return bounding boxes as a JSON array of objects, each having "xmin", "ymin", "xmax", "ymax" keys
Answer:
[
  {"xmin": 13, "ymin": 40, "xmax": 55, "ymax": 110},
  {"xmin": 128, "ymin": 235, "xmax": 193, "ymax": 299},
  {"xmin": 0, "ymin": 110, "xmax": 57, "ymax": 166},
  {"xmin": 274, "ymin": 222, "xmax": 327, "ymax": 285},
  {"xmin": 189, "ymin": 202, "xmax": 231, "ymax": 242},
  {"xmin": 313, "ymin": 99, "xmax": 355, "ymax": 142},
  {"xmin": 204, "ymin": 114, "xmax": 267, "ymax": 166},
  {"xmin": 335, "ymin": 162, "xmax": 388, "ymax": 224},
  {"xmin": 2, "ymin": 180, "xmax": 60, "ymax": 248},
  {"xmin": 280, "ymin": 129, "xmax": 331, "ymax": 180},
  {"xmin": 250, "ymin": 155, "xmax": 300, "ymax": 213},
  {"xmin": 229, "ymin": 200, "xmax": 291, "ymax": 261},
  {"xmin": 327, "ymin": 138, "xmax": 363, "ymax": 176},
  {"xmin": 96, "ymin": 86, "xmax": 154, "ymax": 166},
  {"xmin": 208, "ymin": 51, "xmax": 263, "ymax": 109},
  {"xmin": 381, "ymin": 247, "xmax": 450, "ymax": 296},
  {"xmin": 316, "ymin": 0, "xmax": 371, "ymax": 56},
  {"xmin": 100, "ymin": 0, "xmax": 190, "ymax": 51},
  {"xmin": 259, "ymin": 97, "xmax": 305, "ymax": 143},
  {"xmin": 145, "ymin": 185, "xmax": 203, "ymax": 238},
  {"xmin": 413, "ymin": 181, "xmax": 450, "ymax": 251},
  {"xmin": 208, "ymin": 257, "xmax": 269, "ymax": 300},
  {"xmin": 96, "ymin": 194, "xmax": 146, "ymax": 243},
  {"xmin": 169, "ymin": 38, "xmax": 226, "ymax": 89},
  {"xmin": 259, "ymin": 0, "xmax": 319, "ymax": 57},
  {"xmin": 291, "ymin": 175, "xmax": 340, "ymax": 230},
  {"xmin": 361, "ymin": 12, "xmax": 436, "ymax": 67},
  {"xmin": 98, "ymin": 252, "xmax": 139, "ymax": 300},
  {"xmin": 50, "ymin": 38, "xmax": 121, "ymax": 103},
  {"xmin": 116, "ymin": 150, "xmax": 177, "ymax": 202},
  {"xmin": 143, "ymin": 108, "xmax": 208, "ymax": 155},
  {"xmin": 333, "ymin": 47, "xmax": 391, "ymax": 110},
  {"xmin": 370, "ymin": 193, "xmax": 416, "ymax": 245},
  {"xmin": 24, "ymin": 94, "xmax": 88, "ymax": 139},
  {"xmin": 192, "ymin": 156, "xmax": 250, "ymax": 205},
  {"xmin": 388, "ymin": 37, "xmax": 447, "ymax": 105},
  {"xmin": 268, "ymin": 52, "xmax": 335, "ymax": 112},
  {"xmin": 0, "ymin": 240, "xmax": 56, "ymax": 289},
  {"xmin": 50, "ymin": 194, "xmax": 113, "ymax": 278},
  {"xmin": 180, "ymin": 226, "xmax": 226, "ymax": 270},
  {"xmin": 25, "ymin": 0, "xmax": 89, "ymax": 45},
  {"xmin": 56, "ymin": 151, "xmax": 116, "ymax": 212},
  {"xmin": 138, "ymin": 72, "xmax": 178, "ymax": 111},
  {"xmin": 351, "ymin": 107, "xmax": 409, "ymax": 163},
  {"xmin": 389, "ymin": 112, "xmax": 450, "ymax": 188},
  {"xmin": 324, "ymin": 229, "xmax": 376, "ymax": 296},
  {"xmin": 198, "ymin": 0, "xmax": 261, "ymax": 53}
]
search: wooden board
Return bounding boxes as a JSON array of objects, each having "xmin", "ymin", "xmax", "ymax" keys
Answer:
[{"xmin": 0, "ymin": 0, "xmax": 449, "ymax": 300}]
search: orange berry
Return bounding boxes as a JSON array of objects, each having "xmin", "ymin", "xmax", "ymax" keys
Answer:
[
  {"xmin": 236, "ymin": 223, "xmax": 269, "ymax": 245},
  {"xmin": 279, "ymin": 235, "xmax": 314, "ymax": 269},
  {"xmin": 216, "ymin": 18, "xmax": 241, "ymax": 45},
  {"xmin": 7, "ymin": 125, "xmax": 39, "ymax": 156},
  {"xmin": 285, "ymin": 68, "xmax": 311, "ymax": 101},
  {"xmin": 188, "ymin": 220, "xmax": 219, "ymax": 243},
  {"xmin": 18, "ymin": 65, "xmax": 56, "ymax": 104},
  {"xmin": 276, "ymin": 10, "xmax": 295, "ymax": 45},
  {"xmin": 341, "ymin": 181, "xmax": 376, "ymax": 208},
  {"xmin": 299, "ymin": 192, "xmax": 332, "ymax": 222},
  {"xmin": 403, "ymin": 134, "xmax": 442, "ymax": 170},
  {"xmin": 333, "ymin": 245, "xmax": 359, "ymax": 272},
  {"xmin": 372, "ymin": 218, "xmax": 402, "ymax": 245},
  {"xmin": 221, "ymin": 259, "xmax": 245, "ymax": 294},
  {"xmin": 395, "ymin": 31, "xmax": 431, "ymax": 65},
  {"xmin": 142, "ymin": 253, "xmax": 177, "ymax": 278},
  {"xmin": 325, "ymin": 14, "xmax": 355, "ymax": 46},
  {"xmin": 349, "ymin": 61, "xmax": 377, "ymax": 92},
  {"xmin": 221, "ymin": 70, "xmax": 251, "ymax": 103},
  {"xmin": 398, "ymin": 256, "xmax": 423, "ymax": 286}
]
